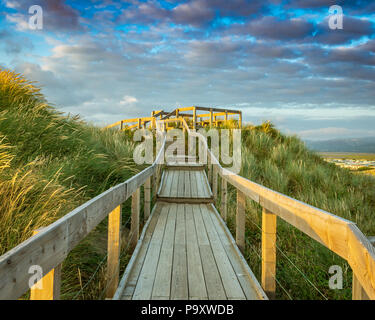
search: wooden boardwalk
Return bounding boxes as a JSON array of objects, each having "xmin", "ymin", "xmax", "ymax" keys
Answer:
[{"xmin": 114, "ymin": 166, "xmax": 267, "ymax": 300}]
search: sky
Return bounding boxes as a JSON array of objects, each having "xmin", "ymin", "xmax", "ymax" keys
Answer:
[{"xmin": 0, "ymin": 0, "xmax": 374, "ymax": 141}]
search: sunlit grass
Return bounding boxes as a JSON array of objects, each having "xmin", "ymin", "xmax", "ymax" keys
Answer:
[{"xmin": 0, "ymin": 68, "xmax": 137, "ymax": 299}]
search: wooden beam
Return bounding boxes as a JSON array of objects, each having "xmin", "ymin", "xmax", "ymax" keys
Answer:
[
  {"xmin": 353, "ymin": 273, "xmax": 370, "ymax": 300},
  {"xmin": 221, "ymin": 178, "xmax": 227, "ymax": 221},
  {"xmin": 106, "ymin": 205, "xmax": 122, "ymax": 299},
  {"xmin": 352, "ymin": 237, "xmax": 375, "ymax": 300},
  {"xmin": 236, "ymin": 190, "xmax": 246, "ymax": 253},
  {"xmin": 144, "ymin": 177, "xmax": 151, "ymax": 221},
  {"xmin": 130, "ymin": 188, "xmax": 140, "ymax": 250},
  {"xmin": 212, "ymin": 165, "xmax": 218, "ymax": 203},
  {"xmin": 30, "ymin": 228, "xmax": 61, "ymax": 300},
  {"xmin": 261, "ymin": 208, "xmax": 277, "ymax": 299}
]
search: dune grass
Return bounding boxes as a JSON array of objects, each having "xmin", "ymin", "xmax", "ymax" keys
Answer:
[{"xmin": 0, "ymin": 69, "xmax": 138, "ymax": 299}]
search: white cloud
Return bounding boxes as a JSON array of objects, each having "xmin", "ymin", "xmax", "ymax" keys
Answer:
[{"xmin": 120, "ymin": 95, "xmax": 138, "ymax": 105}]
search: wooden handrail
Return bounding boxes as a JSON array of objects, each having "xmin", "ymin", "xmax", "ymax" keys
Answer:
[
  {"xmin": 0, "ymin": 127, "xmax": 167, "ymax": 300},
  {"xmin": 187, "ymin": 125, "xmax": 375, "ymax": 299}
]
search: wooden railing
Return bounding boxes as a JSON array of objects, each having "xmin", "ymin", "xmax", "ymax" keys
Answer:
[
  {"xmin": 0, "ymin": 132, "xmax": 166, "ymax": 300},
  {"xmin": 105, "ymin": 106, "xmax": 242, "ymax": 131},
  {"xmin": 185, "ymin": 123, "xmax": 375, "ymax": 300}
]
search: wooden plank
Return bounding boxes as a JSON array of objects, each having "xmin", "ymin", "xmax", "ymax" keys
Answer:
[
  {"xmin": 171, "ymin": 204, "xmax": 188, "ymax": 299},
  {"xmin": 170, "ymin": 170, "xmax": 179, "ymax": 198},
  {"xmin": 185, "ymin": 205, "xmax": 208, "ymax": 299},
  {"xmin": 177, "ymin": 170, "xmax": 185, "ymax": 198},
  {"xmin": 106, "ymin": 205, "xmax": 122, "ymax": 299},
  {"xmin": 130, "ymin": 189, "xmax": 140, "ymax": 250},
  {"xmin": 193, "ymin": 205, "xmax": 226, "ymax": 299},
  {"xmin": 202, "ymin": 169, "xmax": 213, "ymax": 198},
  {"xmin": 236, "ymin": 190, "xmax": 246, "ymax": 253},
  {"xmin": 132, "ymin": 204, "xmax": 169, "ymax": 299},
  {"xmin": 158, "ymin": 170, "xmax": 168, "ymax": 197},
  {"xmin": 194, "ymin": 171, "xmax": 205, "ymax": 198},
  {"xmin": 144, "ymin": 177, "xmax": 151, "ymax": 221},
  {"xmin": 221, "ymin": 178, "xmax": 227, "ymax": 221},
  {"xmin": 207, "ymin": 205, "xmax": 261, "ymax": 300},
  {"xmin": 156, "ymin": 197, "xmax": 213, "ymax": 204},
  {"xmin": 190, "ymin": 170, "xmax": 198, "ymax": 198},
  {"xmin": 184, "ymin": 171, "xmax": 191, "ymax": 198},
  {"xmin": 261, "ymin": 208, "xmax": 277, "ymax": 299},
  {"xmin": 163, "ymin": 170, "xmax": 173, "ymax": 197},
  {"xmin": 200, "ymin": 205, "xmax": 246, "ymax": 300},
  {"xmin": 152, "ymin": 204, "xmax": 177, "ymax": 299},
  {"xmin": 116, "ymin": 204, "xmax": 162, "ymax": 300}
]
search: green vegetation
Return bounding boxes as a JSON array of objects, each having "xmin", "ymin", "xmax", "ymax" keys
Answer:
[
  {"xmin": 2, "ymin": 68, "xmax": 374, "ymax": 300},
  {"xmin": 0, "ymin": 69, "xmax": 138, "ymax": 299},
  {"xmin": 222, "ymin": 123, "xmax": 375, "ymax": 300}
]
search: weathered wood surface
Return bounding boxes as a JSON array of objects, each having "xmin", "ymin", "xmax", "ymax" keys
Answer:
[
  {"xmin": 158, "ymin": 168, "xmax": 212, "ymax": 200},
  {"xmin": 114, "ymin": 203, "xmax": 266, "ymax": 300},
  {"xmin": 106, "ymin": 205, "xmax": 122, "ymax": 298}
]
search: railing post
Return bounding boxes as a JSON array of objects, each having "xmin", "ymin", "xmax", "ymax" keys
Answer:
[
  {"xmin": 221, "ymin": 178, "xmax": 227, "ymax": 222},
  {"xmin": 130, "ymin": 188, "xmax": 140, "ymax": 250},
  {"xmin": 261, "ymin": 208, "xmax": 277, "ymax": 299},
  {"xmin": 352, "ymin": 274, "xmax": 370, "ymax": 300},
  {"xmin": 106, "ymin": 205, "xmax": 122, "ymax": 299},
  {"xmin": 144, "ymin": 176, "xmax": 151, "ymax": 221},
  {"xmin": 30, "ymin": 228, "xmax": 61, "ymax": 300},
  {"xmin": 193, "ymin": 107, "xmax": 196, "ymax": 130},
  {"xmin": 212, "ymin": 165, "xmax": 217, "ymax": 203},
  {"xmin": 352, "ymin": 238, "xmax": 374, "ymax": 300},
  {"xmin": 236, "ymin": 190, "xmax": 246, "ymax": 253}
]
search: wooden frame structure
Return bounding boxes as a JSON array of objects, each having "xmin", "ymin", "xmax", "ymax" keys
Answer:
[{"xmin": 105, "ymin": 106, "xmax": 242, "ymax": 131}]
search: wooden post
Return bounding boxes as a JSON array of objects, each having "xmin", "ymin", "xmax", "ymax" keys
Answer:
[
  {"xmin": 209, "ymin": 108, "xmax": 213, "ymax": 127},
  {"xmin": 144, "ymin": 177, "xmax": 151, "ymax": 221},
  {"xmin": 30, "ymin": 229, "xmax": 61, "ymax": 300},
  {"xmin": 212, "ymin": 165, "xmax": 217, "ymax": 203},
  {"xmin": 193, "ymin": 107, "xmax": 196, "ymax": 130},
  {"xmin": 236, "ymin": 190, "xmax": 246, "ymax": 253},
  {"xmin": 352, "ymin": 274, "xmax": 370, "ymax": 300},
  {"xmin": 130, "ymin": 188, "xmax": 140, "ymax": 250},
  {"xmin": 239, "ymin": 112, "xmax": 242, "ymax": 129},
  {"xmin": 352, "ymin": 238, "xmax": 374, "ymax": 300},
  {"xmin": 106, "ymin": 205, "xmax": 122, "ymax": 299},
  {"xmin": 221, "ymin": 178, "xmax": 227, "ymax": 222},
  {"xmin": 120, "ymin": 121, "xmax": 123, "ymax": 131},
  {"xmin": 207, "ymin": 163, "xmax": 212, "ymax": 187},
  {"xmin": 261, "ymin": 208, "xmax": 277, "ymax": 299}
]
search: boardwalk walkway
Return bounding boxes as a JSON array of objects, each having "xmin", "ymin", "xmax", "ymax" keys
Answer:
[{"xmin": 114, "ymin": 164, "xmax": 267, "ymax": 300}]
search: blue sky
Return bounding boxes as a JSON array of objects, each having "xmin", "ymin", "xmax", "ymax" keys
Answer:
[{"xmin": 1, "ymin": 0, "xmax": 375, "ymax": 140}]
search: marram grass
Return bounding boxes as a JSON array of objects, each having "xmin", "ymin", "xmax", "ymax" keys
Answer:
[{"xmin": 0, "ymin": 68, "xmax": 137, "ymax": 299}]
